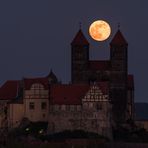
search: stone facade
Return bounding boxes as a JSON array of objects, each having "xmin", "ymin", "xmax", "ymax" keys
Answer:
[
  {"xmin": 48, "ymin": 105, "xmax": 112, "ymax": 139},
  {"xmin": 48, "ymin": 84, "xmax": 112, "ymax": 139}
]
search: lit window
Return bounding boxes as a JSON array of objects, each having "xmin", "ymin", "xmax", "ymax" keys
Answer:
[{"xmin": 29, "ymin": 102, "xmax": 35, "ymax": 110}]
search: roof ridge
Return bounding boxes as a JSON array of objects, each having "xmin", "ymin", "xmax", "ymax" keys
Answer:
[
  {"xmin": 110, "ymin": 29, "xmax": 128, "ymax": 45},
  {"xmin": 71, "ymin": 29, "xmax": 89, "ymax": 45}
]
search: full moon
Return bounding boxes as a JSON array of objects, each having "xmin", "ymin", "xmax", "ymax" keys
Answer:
[{"xmin": 89, "ymin": 20, "xmax": 111, "ymax": 41}]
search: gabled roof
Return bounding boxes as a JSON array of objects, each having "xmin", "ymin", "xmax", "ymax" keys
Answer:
[
  {"xmin": 50, "ymin": 82, "xmax": 109, "ymax": 105},
  {"xmin": 89, "ymin": 60, "xmax": 110, "ymax": 71},
  {"xmin": 23, "ymin": 77, "xmax": 49, "ymax": 90},
  {"xmin": 0, "ymin": 80, "xmax": 19, "ymax": 100},
  {"xmin": 128, "ymin": 74, "xmax": 134, "ymax": 89},
  {"xmin": 50, "ymin": 84, "xmax": 89, "ymax": 105},
  {"xmin": 110, "ymin": 30, "xmax": 128, "ymax": 46},
  {"xmin": 71, "ymin": 29, "xmax": 89, "ymax": 45}
]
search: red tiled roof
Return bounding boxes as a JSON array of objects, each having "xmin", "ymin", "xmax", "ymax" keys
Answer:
[
  {"xmin": 0, "ymin": 80, "xmax": 19, "ymax": 100},
  {"xmin": 110, "ymin": 30, "xmax": 128, "ymax": 46},
  {"xmin": 50, "ymin": 84, "xmax": 89, "ymax": 105},
  {"xmin": 23, "ymin": 77, "xmax": 49, "ymax": 90},
  {"xmin": 71, "ymin": 29, "xmax": 89, "ymax": 45},
  {"xmin": 50, "ymin": 82, "xmax": 109, "ymax": 105},
  {"xmin": 89, "ymin": 60, "xmax": 110, "ymax": 71},
  {"xmin": 128, "ymin": 74, "xmax": 134, "ymax": 89}
]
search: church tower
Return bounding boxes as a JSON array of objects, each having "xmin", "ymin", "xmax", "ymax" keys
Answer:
[
  {"xmin": 71, "ymin": 29, "xmax": 89, "ymax": 83},
  {"xmin": 110, "ymin": 30, "xmax": 128, "ymax": 125}
]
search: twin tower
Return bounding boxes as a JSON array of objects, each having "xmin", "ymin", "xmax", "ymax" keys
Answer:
[{"xmin": 71, "ymin": 28, "xmax": 133, "ymax": 125}]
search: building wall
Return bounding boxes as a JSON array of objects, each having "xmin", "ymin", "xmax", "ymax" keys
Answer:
[
  {"xmin": 23, "ymin": 83, "xmax": 49, "ymax": 122},
  {"xmin": 5, "ymin": 83, "xmax": 50, "ymax": 127},
  {"xmin": 8, "ymin": 103, "xmax": 24, "ymax": 128},
  {"xmin": 7, "ymin": 98, "xmax": 49, "ymax": 128},
  {"xmin": 24, "ymin": 98, "xmax": 49, "ymax": 122},
  {"xmin": 48, "ymin": 102, "xmax": 112, "ymax": 139}
]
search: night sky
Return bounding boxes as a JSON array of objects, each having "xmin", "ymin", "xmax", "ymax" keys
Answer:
[{"xmin": 0, "ymin": 0, "xmax": 148, "ymax": 102}]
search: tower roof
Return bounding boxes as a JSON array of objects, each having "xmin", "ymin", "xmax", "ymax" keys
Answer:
[
  {"xmin": 46, "ymin": 69, "xmax": 58, "ymax": 83},
  {"xmin": 71, "ymin": 29, "xmax": 89, "ymax": 45},
  {"xmin": 110, "ymin": 30, "xmax": 128, "ymax": 46}
]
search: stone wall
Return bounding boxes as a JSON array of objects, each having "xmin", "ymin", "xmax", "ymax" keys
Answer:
[{"xmin": 48, "ymin": 103, "xmax": 112, "ymax": 139}]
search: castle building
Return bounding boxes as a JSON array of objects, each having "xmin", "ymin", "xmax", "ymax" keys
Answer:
[
  {"xmin": 0, "ymin": 28, "xmax": 134, "ymax": 139},
  {"xmin": 71, "ymin": 29, "xmax": 134, "ymax": 124}
]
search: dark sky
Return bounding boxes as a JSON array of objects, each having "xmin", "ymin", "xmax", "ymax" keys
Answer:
[{"xmin": 0, "ymin": 0, "xmax": 148, "ymax": 102}]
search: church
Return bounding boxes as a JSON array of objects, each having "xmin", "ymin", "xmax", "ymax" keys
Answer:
[{"xmin": 0, "ymin": 28, "xmax": 134, "ymax": 139}]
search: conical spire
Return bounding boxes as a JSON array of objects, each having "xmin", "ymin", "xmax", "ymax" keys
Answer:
[
  {"xmin": 110, "ymin": 30, "xmax": 128, "ymax": 46},
  {"xmin": 71, "ymin": 29, "xmax": 89, "ymax": 45},
  {"xmin": 46, "ymin": 69, "xmax": 58, "ymax": 83}
]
